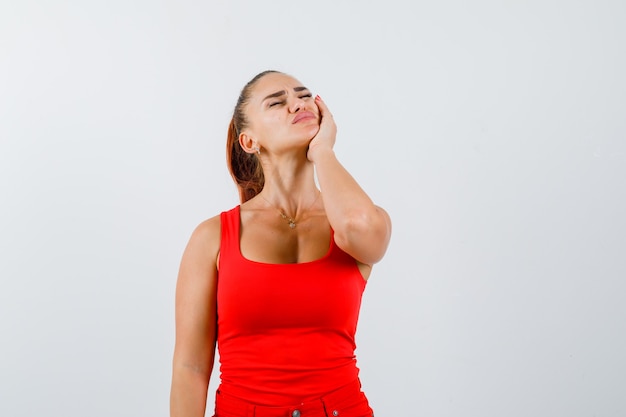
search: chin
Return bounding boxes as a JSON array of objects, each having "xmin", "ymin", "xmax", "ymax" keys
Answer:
[{"xmin": 288, "ymin": 126, "xmax": 320, "ymax": 146}]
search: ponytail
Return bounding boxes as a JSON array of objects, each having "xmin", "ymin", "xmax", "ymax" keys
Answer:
[
  {"xmin": 226, "ymin": 117, "xmax": 264, "ymax": 203},
  {"xmin": 225, "ymin": 70, "xmax": 279, "ymax": 203}
]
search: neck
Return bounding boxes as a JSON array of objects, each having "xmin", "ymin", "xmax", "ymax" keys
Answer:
[{"xmin": 258, "ymin": 158, "xmax": 320, "ymax": 218}]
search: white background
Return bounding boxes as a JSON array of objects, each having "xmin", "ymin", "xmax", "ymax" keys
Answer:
[{"xmin": 1, "ymin": 1, "xmax": 625, "ymax": 416}]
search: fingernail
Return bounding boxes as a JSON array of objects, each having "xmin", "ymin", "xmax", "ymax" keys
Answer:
[{"xmin": 315, "ymin": 95, "xmax": 321, "ymax": 101}]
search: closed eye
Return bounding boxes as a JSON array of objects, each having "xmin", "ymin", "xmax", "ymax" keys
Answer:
[{"xmin": 268, "ymin": 92, "xmax": 310, "ymax": 108}]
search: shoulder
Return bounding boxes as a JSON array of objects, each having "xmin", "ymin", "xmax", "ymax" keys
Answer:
[
  {"xmin": 182, "ymin": 213, "xmax": 222, "ymax": 267},
  {"xmin": 186, "ymin": 204, "xmax": 241, "ymax": 254},
  {"xmin": 190, "ymin": 204, "xmax": 240, "ymax": 240},
  {"xmin": 192, "ymin": 213, "xmax": 222, "ymax": 239}
]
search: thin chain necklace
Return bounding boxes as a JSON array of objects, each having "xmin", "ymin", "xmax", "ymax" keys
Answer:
[{"xmin": 260, "ymin": 191, "xmax": 321, "ymax": 229}]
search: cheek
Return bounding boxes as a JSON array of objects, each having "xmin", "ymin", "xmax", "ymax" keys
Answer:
[
  {"xmin": 257, "ymin": 115, "xmax": 282, "ymax": 133},
  {"xmin": 312, "ymin": 106, "xmax": 320, "ymax": 119}
]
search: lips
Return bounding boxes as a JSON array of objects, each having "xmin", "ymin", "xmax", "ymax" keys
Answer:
[{"xmin": 292, "ymin": 111, "xmax": 316, "ymax": 124}]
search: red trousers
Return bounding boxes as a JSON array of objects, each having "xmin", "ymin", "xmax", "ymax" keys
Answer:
[{"xmin": 212, "ymin": 379, "xmax": 374, "ymax": 417}]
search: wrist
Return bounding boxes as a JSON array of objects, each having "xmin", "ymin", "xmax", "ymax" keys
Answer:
[{"xmin": 308, "ymin": 146, "xmax": 335, "ymax": 163}]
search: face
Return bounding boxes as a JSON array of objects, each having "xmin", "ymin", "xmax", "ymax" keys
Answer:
[{"xmin": 241, "ymin": 72, "xmax": 320, "ymax": 154}]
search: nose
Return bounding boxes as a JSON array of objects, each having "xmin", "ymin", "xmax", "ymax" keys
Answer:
[{"xmin": 289, "ymin": 97, "xmax": 305, "ymax": 113}]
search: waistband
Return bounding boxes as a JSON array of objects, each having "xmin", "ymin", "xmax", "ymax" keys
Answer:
[{"xmin": 214, "ymin": 379, "xmax": 373, "ymax": 417}]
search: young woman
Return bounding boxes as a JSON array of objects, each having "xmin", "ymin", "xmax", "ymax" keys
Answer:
[{"xmin": 170, "ymin": 70, "xmax": 392, "ymax": 417}]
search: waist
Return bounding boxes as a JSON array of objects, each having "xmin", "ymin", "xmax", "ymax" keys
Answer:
[
  {"xmin": 218, "ymin": 359, "xmax": 360, "ymax": 405},
  {"xmin": 214, "ymin": 378, "xmax": 373, "ymax": 417}
]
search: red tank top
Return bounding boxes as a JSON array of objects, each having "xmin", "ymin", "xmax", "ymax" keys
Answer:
[{"xmin": 216, "ymin": 206, "xmax": 367, "ymax": 405}]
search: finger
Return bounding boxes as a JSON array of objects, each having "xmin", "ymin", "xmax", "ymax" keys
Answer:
[{"xmin": 315, "ymin": 95, "xmax": 333, "ymax": 118}]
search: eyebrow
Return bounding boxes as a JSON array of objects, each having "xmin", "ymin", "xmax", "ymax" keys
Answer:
[{"xmin": 262, "ymin": 86, "xmax": 309, "ymax": 102}]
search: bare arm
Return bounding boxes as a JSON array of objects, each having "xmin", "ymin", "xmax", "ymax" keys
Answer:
[
  {"xmin": 170, "ymin": 216, "xmax": 220, "ymax": 417},
  {"xmin": 308, "ymin": 95, "xmax": 392, "ymax": 265}
]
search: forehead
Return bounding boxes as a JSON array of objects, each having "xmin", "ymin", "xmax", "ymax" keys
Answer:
[{"xmin": 250, "ymin": 72, "xmax": 305, "ymax": 99}]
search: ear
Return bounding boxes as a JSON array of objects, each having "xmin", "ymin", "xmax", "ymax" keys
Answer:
[{"xmin": 238, "ymin": 132, "xmax": 258, "ymax": 155}]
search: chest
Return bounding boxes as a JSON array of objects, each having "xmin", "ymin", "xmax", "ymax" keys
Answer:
[
  {"xmin": 239, "ymin": 211, "xmax": 331, "ymax": 264},
  {"xmin": 217, "ymin": 248, "xmax": 365, "ymax": 331}
]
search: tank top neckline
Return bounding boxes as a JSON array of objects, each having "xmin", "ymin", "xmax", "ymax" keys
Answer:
[{"xmin": 233, "ymin": 205, "xmax": 335, "ymax": 267}]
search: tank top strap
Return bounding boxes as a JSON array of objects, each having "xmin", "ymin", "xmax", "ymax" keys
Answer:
[{"xmin": 219, "ymin": 205, "xmax": 241, "ymax": 260}]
